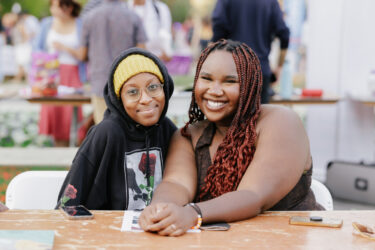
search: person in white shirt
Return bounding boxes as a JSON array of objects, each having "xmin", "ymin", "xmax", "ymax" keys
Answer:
[
  {"xmin": 128, "ymin": 0, "xmax": 173, "ymax": 61},
  {"xmin": 13, "ymin": 12, "xmax": 39, "ymax": 82}
]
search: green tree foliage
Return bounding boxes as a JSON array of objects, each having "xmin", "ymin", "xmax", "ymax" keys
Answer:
[
  {"xmin": 1, "ymin": 0, "xmax": 49, "ymax": 18},
  {"xmin": 0, "ymin": 0, "xmax": 189, "ymax": 22},
  {"xmin": 0, "ymin": 0, "xmax": 88, "ymax": 18},
  {"xmin": 163, "ymin": 0, "xmax": 191, "ymax": 23}
]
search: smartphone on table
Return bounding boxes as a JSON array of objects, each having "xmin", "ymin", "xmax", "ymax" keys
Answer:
[
  {"xmin": 60, "ymin": 205, "xmax": 94, "ymax": 220},
  {"xmin": 289, "ymin": 216, "xmax": 343, "ymax": 228}
]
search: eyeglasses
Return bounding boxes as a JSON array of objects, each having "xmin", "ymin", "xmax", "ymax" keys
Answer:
[{"xmin": 122, "ymin": 82, "xmax": 164, "ymax": 102}]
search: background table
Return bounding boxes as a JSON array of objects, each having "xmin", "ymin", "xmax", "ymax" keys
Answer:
[
  {"xmin": 26, "ymin": 94, "xmax": 91, "ymax": 147},
  {"xmin": 26, "ymin": 93, "xmax": 340, "ymax": 146},
  {"xmin": 270, "ymin": 95, "xmax": 340, "ymax": 105},
  {"xmin": 0, "ymin": 148, "xmax": 77, "ymax": 168},
  {"xmin": 0, "ymin": 210, "xmax": 374, "ymax": 249},
  {"xmin": 168, "ymin": 92, "xmax": 340, "ymax": 124},
  {"xmin": 350, "ymin": 95, "xmax": 375, "ymax": 107},
  {"xmin": 26, "ymin": 94, "xmax": 91, "ymax": 106},
  {"xmin": 0, "ymin": 88, "xmax": 18, "ymax": 100}
]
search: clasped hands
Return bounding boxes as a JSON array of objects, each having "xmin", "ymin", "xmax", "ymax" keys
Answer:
[{"xmin": 139, "ymin": 202, "xmax": 197, "ymax": 237}]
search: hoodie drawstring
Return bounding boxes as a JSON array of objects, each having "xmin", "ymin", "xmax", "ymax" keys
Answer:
[
  {"xmin": 145, "ymin": 130, "xmax": 151, "ymax": 187},
  {"xmin": 136, "ymin": 123, "xmax": 159, "ymax": 204}
]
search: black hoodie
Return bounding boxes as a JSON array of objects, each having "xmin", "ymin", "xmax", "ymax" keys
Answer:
[{"xmin": 56, "ymin": 48, "xmax": 177, "ymax": 210}]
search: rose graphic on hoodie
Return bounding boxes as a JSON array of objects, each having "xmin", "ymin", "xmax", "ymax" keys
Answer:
[
  {"xmin": 138, "ymin": 153, "xmax": 156, "ymax": 176},
  {"xmin": 138, "ymin": 153, "xmax": 157, "ymax": 204},
  {"xmin": 60, "ymin": 184, "xmax": 77, "ymax": 207}
]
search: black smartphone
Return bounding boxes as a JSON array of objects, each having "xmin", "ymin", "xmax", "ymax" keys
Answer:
[
  {"xmin": 200, "ymin": 222, "xmax": 231, "ymax": 231},
  {"xmin": 60, "ymin": 205, "xmax": 94, "ymax": 220}
]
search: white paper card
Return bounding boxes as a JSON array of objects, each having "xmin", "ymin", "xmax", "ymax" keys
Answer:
[{"xmin": 121, "ymin": 210, "xmax": 200, "ymax": 233}]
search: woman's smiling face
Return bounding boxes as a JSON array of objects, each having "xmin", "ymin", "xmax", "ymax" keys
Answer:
[
  {"xmin": 194, "ymin": 50, "xmax": 240, "ymax": 126},
  {"xmin": 121, "ymin": 72, "xmax": 165, "ymax": 127}
]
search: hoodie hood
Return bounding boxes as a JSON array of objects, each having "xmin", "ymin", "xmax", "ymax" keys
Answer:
[{"xmin": 103, "ymin": 48, "xmax": 174, "ymax": 138}]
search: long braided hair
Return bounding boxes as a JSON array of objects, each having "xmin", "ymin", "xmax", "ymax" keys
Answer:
[{"xmin": 182, "ymin": 39, "xmax": 263, "ymax": 201}]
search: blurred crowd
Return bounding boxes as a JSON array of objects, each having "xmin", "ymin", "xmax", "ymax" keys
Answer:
[
  {"xmin": 0, "ymin": 0, "xmax": 210, "ymax": 147},
  {"xmin": 0, "ymin": 0, "xmax": 291, "ymax": 147},
  {"xmin": 0, "ymin": 8, "xmax": 39, "ymax": 82},
  {"xmin": 0, "ymin": 0, "xmax": 205, "ymax": 85}
]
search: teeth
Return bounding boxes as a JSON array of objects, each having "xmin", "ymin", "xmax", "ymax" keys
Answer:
[{"xmin": 207, "ymin": 100, "xmax": 225, "ymax": 108}]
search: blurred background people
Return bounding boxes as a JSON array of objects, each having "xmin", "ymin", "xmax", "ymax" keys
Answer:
[
  {"xmin": 171, "ymin": 22, "xmax": 190, "ymax": 56},
  {"xmin": 212, "ymin": 0, "xmax": 290, "ymax": 104},
  {"xmin": 80, "ymin": 0, "xmax": 103, "ymax": 16},
  {"xmin": 128, "ymin": 0, "xmax": 173, "ymax": 62},
  {"xmin": 1, "ymin": 13, "xmax": 17, "ymax": 46},
  {"xmin": 199, "ymin": 16, "xmax": 212, "ymax": 51},
  {"xmin": 0, "ymin": 12, "xmax": 4, "ymax": 83},
  {"xmin": 183, "ymin": 15, "xmax": 194, "ymax": 47},
  {"xmin": 1, "ymin": 12, "xmax": 19, "ymax": 81},
  {"xmin": 12, "ymin": 11, "xmax": 39, "ymax": 82},
  {"xmin": 73, "ymin": 0, "xmax": 147, "ymax": 124},
  {"xmin": 33, "ymin": 0, "xmax": 85, "ymax": 147}
]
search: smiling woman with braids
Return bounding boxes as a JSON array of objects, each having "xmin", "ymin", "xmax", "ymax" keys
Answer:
[{"xmin": 139, "ymin": 39, "xmax": 322, "ymax": 236}]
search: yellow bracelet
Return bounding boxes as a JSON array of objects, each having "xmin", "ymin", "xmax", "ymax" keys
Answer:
[
  {"xmin": 191, "ymin": 215, "xmax": 202, "ymax": 229},
  {"xmin": 186, "ymin": 203, "xmax": 202, "ymax": 229}
]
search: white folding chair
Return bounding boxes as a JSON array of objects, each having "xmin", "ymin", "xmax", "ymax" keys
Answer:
[
  {"xmin": 6, "ymin": 171, "xmax": 68, "ymax": 209},
  {"xmin": 311, "ymin": 179, "xmax": 334, "ymax": 211}
]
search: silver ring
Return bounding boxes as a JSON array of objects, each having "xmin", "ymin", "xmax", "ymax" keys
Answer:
[{"xmin": 170, "ymin": 224, "xmax": 177, "ymax": 231}]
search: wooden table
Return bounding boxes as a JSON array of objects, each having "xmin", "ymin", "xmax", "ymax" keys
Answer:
[
  {"xmin": 269, "ymin": 95, "xmax": 340, "ymax": 105},
  {"xmin": 26, "ymin": 94, "xmax": 91, "ymax": 106},
  {"xmin": 26, "ymin": 94, "xmax": 91, "ymax": 147},
  {"xmin": 0, "ymin": 210, "xmax": 374, "ymax": 249}
]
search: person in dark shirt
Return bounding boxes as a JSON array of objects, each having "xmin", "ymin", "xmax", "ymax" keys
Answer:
[
  {"xmin": 212, "ymin": 0, "xmax": 290, "ymax": 103},
  {"xmin": 138, "ymin": 40, "xmax": 320, "ymax": 237},
  {"xmin": 56, "ymin": 48, "xmax": 176, "ymax": 210}
]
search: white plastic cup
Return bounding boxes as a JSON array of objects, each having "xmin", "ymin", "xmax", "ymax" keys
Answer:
[{"xmin": 280, "ymin": 60, "xmax": 293, "ymax": 99}]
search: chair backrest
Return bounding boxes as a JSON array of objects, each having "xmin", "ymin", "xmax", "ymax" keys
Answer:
[
  {"xmin": 6, "ymin": 171, "xmax": 68, "ymax": 209},
  {"xmin": 310, "ymin": 179, "xmax": 334, "ymax": 211}
]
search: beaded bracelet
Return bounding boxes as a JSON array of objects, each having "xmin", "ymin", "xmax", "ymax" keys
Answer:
[{"xmin": 186, "ymin": 203, "xmax": 202, "ymax": 229}]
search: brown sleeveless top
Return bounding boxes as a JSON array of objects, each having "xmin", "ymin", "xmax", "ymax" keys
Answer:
[{"xmin": 193, "ymin": 122, "xmax": 324, "ymax": 211}]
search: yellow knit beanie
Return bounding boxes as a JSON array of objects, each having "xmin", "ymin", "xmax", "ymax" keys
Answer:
[{"xmin": 113, "ymin": 54, "xmax": 164, "ymax": 97}]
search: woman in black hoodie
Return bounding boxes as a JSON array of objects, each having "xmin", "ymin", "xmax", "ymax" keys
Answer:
[{"xmin": 56, "ymin": 48, "xmax": 176, "ymax": 210}]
